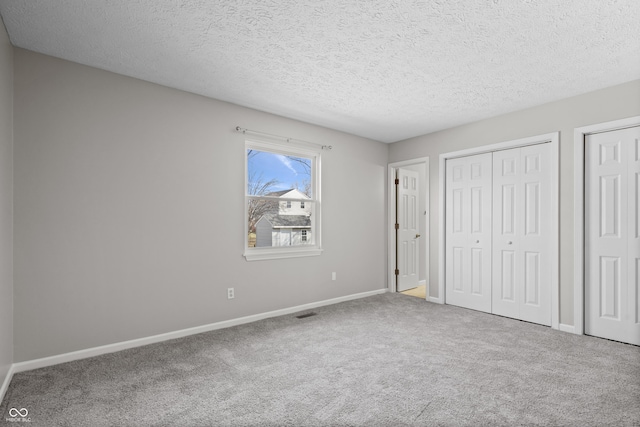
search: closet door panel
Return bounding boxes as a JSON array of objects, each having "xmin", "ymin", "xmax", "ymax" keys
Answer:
[
  {"xmin": 492, "ymin": 149, "xmax": 521, "ymax": 320},
  {"xmin": 518, "ymin": 143, "xmax": 552, "ymax": 325},
  {"xmin": 492, "ymin": 144, "xmax": 552, "ymax": 326},
  {"xmin": 445, "ymin": 153, "xmax": 492, "ymax": 313}
]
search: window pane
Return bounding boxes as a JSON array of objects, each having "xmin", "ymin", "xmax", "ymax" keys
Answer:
[
  {"xmin": 247, "ymin": 149, "xmax": 313, "ymax": 198},
  {"xmin": 248, "ymin": 200, "xmax": 315, "ymax": 248}
]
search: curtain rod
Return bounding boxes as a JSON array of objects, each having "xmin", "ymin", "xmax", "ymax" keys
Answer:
[{"xmin": 235, "ymin": 126, "xmax": 333, "ymax": 150}]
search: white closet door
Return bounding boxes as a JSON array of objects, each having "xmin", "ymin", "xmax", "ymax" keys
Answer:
[
  {"xmin": 445, "ymin": 153, "xmax": 492, "ymax": 313},
  {"xmin": 631, "ymin": 129, "xmax": 640, "ymax": 345},
  {"xmin": 585, "ymin": 126, "xmax": 640, "ymax": 345},
  {"xmin": 492, "ymin": 144, "xmax": 552, "ymax": 326}
]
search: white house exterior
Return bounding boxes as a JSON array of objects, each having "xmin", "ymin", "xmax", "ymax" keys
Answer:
[{"xmin": 255, "ymin": 189, "xmax": 312, "ymax": 247}]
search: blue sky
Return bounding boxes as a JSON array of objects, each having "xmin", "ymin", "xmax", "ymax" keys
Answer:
[{"xmin": 247, "ymin": 150, "xmax": 311, "ymax": 194}]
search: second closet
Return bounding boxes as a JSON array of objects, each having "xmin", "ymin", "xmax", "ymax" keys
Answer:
[{"xmin": 445, "ymin": 143, "xmax": 553, "ymax": 326}]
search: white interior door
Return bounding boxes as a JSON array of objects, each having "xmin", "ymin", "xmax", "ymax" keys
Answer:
[
  {"xmin": 445, "ymin": 153, "xmax": 492, "ymax": 313},
  {"xmin": 492, "ymin": 144, "xmax": 552, "ymax": 326},
  {"xmin": 397, "ymin": 168, "xmax": 420, "ymax": 292},
  {"xmin": 585, "ymin": 126, "xmax": 640, "ymax": 345}
]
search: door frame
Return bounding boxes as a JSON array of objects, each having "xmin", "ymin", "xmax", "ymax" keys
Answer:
[
  {"xmin": 387, "ymin": 157, "xmax": 430, "ymax": 297},
  {"xmin": 438, "ymin": 132, "xmax": 560, "ymax": 329},
  {"xmin": 573, "ymin": 116, "xmax": 640, "ymax": 335}
]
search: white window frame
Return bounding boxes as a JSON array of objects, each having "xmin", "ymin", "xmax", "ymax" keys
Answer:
[{"xmin": 244, "ymin": 138, "xmax": 322, "ymax": 261}]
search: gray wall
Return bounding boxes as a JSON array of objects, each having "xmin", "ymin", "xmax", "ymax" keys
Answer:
[
  {"xmin": 0, "ymin": 17, "xmax": 13, "ymax": 382},
  {"xmin": 389, "ymin": 79, "xmax": 640, "ymax": 326},
  {"xmin": 13, "ymin": 49, "xmax": 388, "ymax": 362}
]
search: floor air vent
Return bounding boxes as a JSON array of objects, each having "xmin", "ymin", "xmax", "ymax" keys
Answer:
[{"xmin": 295, "ymin": 312, "xmax": 317, "ymax": 319}]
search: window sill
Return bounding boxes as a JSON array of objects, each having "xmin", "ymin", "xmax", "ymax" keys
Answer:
[{"xmin": 244, "ymin": 247, "xmax": 323, "ymax": 261}]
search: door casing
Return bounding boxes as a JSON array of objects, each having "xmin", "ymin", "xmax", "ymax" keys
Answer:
[{"xmin": 438, "ymin": 132, "xmax": 560, "ymax": 329}]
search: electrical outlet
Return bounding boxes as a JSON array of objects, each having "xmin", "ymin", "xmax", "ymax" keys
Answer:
[
  {"xmin": 332, "ymin": 272, "xmax": 336, "ymax": 281},
  {"xmin": 227, "ymin": 287, "xmax": 235, "ymax": 299}
]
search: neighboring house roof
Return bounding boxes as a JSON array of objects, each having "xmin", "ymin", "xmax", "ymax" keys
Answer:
[
  {"xmin": 259, "ymin": 213, "xmax": 311, "ymax": 228},
  {"xmin": 265, "ymin": 188, "xmax": 310, "ymax": 199},
  {"xmin": 266, "ymin": 189, "xmax": 294, "ymax": 197}
]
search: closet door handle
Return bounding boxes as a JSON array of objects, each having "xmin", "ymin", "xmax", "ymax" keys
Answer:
[{"xmin": 508, "ymin": 241, "xmax": 513, "ymax": 245}]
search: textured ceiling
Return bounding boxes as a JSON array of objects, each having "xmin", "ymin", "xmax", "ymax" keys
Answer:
[{"xmin": 0, "ymin": 1, "xmax": 638, "ymax": 143}]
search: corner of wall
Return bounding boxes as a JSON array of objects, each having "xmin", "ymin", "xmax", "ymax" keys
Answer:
[{"xmin": 0, "ymin": 12, "xmax": 15, "ymax": 404}]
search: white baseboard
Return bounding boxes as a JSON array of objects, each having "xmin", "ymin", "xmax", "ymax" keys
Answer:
[
  {"xmin": 418, "ymin": 280, "xmax": 426, "ymax": 287},
  {"xmin": 0, "ymin": 364, "xmax": 15, "ymax": 404},
  {"xmin": 12, "ymin": 288, "xmax": 388, "ymax": 375},
  {"xmin": 558, "ymin": 323, "xmax": 577, "ymax": 334}
]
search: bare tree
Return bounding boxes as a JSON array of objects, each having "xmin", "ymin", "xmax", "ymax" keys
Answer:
[
  {"xmin": 287, "ymin": 156, "xmax": 311, "ymax": 175},
  {"xmin": 247, "ymin": 170, "xmax": 279, "ymax": 233},
  {"xmin": 288, "ymin": 156, "xmax": 312, "ymax": 197},
  {"xmin": 246, "ymin": 149, "xmax": 258, "ymax": 161},
  {"xmin": 293, "ymin": 179, "xmax": 312, "ymax": 197}
]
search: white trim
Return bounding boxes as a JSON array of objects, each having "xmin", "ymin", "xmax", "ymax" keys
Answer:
[
  {"xmin": 438, "ymin": 154, "xmax": 446, "ymax": 305},
  {"xmin": 437, "ymin": 133, "xmax": 559, "ymax": 159},
  {"xmin": 573, "ymin": 116, "xmax": 640, "ymax": 336},
  {"xmin": 10, "ymin": 288, "xmax": 387, "ymax": 374},
  {"xmin": 245, "ymin": 138, "xmax": 321, "ymax": 159},
  {"xmin": 0, "ymin": 364, "xmax": 15, "ymax": 403},
  {"xmin": 244, "ymin": 247, "xmax": 323, "ymax": 261},
  {"xmin": 387, "ymin": 157, "xmax": 430, "ymax": 298},
  {"xmin": 236, "ymin": 126, "xmax": 332, "ymax": 151},
  {"xmin": 558, "ymin": 323, "xmax": 577, "ymax": 334},
  {"xmin": 439, "ymin": 132, "xmax": 561, "ymax": 328},
  {"xmin": 549, "ymin": 136, "xmax": 560, "ymax": 330},
  {"xmin": 249, "ymin": 196, "xmax": 312, "ymax": 202},
  {"xmin": 387, "ymin": 165, "xmax": 395, "ymax": 292}
]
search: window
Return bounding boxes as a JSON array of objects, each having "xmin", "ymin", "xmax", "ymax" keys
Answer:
[{"xmin": 245, "ymin": 138, "xmax": 322, "ymax": 261}]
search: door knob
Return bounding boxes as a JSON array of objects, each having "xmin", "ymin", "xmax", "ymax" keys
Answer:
[
  {"xmin": 476, "ymin": 240, "xmax": 480, "ymax": 243},
  {"xmin": 415, "ymin": 234, "xmax": 421, "ymax": 238},
  {"xmin": 508, "ymin": 241, "xmax": 513, "ymax": 245}
]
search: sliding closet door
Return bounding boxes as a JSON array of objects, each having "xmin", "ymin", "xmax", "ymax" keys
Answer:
[
  {"xmin": 492, "ymin": 144, "xmax": 552, "ymax": 326},
  {"xmin": 445, "ymin": 153, "xmax": 492, "ymax": 313},
  {"xmin": 585, "ymin": 126, "xmax": 640, "ymax": 345}
]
